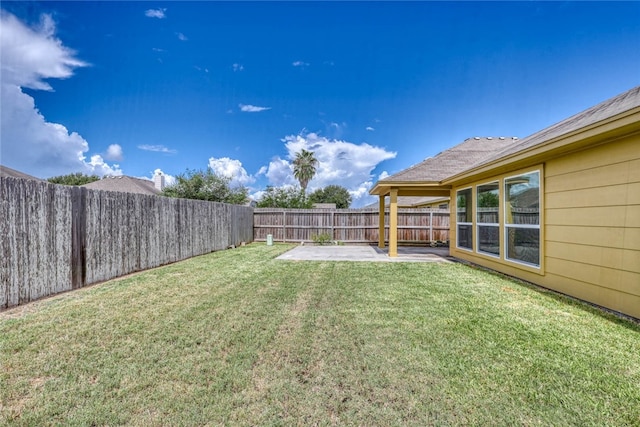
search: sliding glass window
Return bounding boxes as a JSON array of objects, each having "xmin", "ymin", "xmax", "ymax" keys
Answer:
[
  {"xmin": 504, "ymin": 171, "xmax": 540, "ymax": 267},
  {"xmin": 477, "ymin": 182, "xmax": 499, "ymax": 257},
  {"xmin": 456, "ymin": 188, "xmax": 473, "ymax": 250}
]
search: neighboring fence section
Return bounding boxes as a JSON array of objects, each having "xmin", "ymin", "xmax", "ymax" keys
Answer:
[
  {"xmin": 1, "ymin": 177, "xmax": 253, "ymax": 310},
  {"xmin": 254, "ymin": 208, "xmax": 450, "ymax": 244}
]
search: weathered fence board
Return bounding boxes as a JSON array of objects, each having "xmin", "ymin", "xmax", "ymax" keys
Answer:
[
  {"xmin": 1, "ymin": 179, "xmax": 73, "ymax": 308},
  {"xmin": 1, "ymin": 177, "xmax": 253, "ymax": 310},
  {"xmin": 254, "ymin": 208, "xmax": 450, "ymax": 244}
]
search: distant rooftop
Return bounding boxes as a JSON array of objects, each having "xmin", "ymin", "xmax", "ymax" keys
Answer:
[
  {"xmin": 0, "ymin": 165, "xmax": 43, "ymax": 181},
  {"xmin": 83, "ymin": 175, "xmax": 160, "ymax": 196}
]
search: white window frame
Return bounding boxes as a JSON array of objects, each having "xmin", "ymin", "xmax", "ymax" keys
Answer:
[
  {"xmin": 503, "ymin": 170, "xmax": 541, "ymax": 268},
  {"xmin": 476, "ymin": 181, "xmax": 500, "ymax": 258},
  {"xmin": 456, "ymin": 187, "xmax": 473, "ymax": 251}
]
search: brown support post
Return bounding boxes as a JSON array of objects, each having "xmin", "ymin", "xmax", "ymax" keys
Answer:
[
  {"xmin": 378, "ymin": 195, "xmax": 386, "ymax": 248},
  {"xmin": 389, "ymin": 189, "xmax": 398, "ymax": 257}
]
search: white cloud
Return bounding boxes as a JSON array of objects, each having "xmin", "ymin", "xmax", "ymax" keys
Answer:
[
  {"xmin": 86, "ymin": 154, "xmax": 122, "ymax": 176},
  {"xmin": 232, "ymin": 63, "xmax": 244, "ymax": 72},
  {"xmin": 0, "ymin": 13, "xmax": 87, "ymax": 91},
  {"xmin": 249, "ymin": 190, "xmax": 266, "ymax": 202},
  {"xmin": 145, "ymin": 8, "xmax": 166, "ymax": 19},
  {"xmin": 105, "ymin": 144, "xmax": 123, "ymax": 161},
  {"xmin": 208, "ymin": 157, "xmax": 255, "ymax": 186},
  {"xmin": 349, "ymin": 181, "xmax": 375, "ymax": 200},
  {"xmin": 261, "ymin": 157, "xmax": 297, "ymax": 187},
  {"xmin": 328, "ymin": 121, "xmax": 348, "ymax": 137},
  {"xmin": 378, "ymin": 171, "xmax": 390, "ymax": 180},
  {"xmin": 366, "ymin": 126, "xmax": 375, "ymax": 131},
  {"xmin": 0, "ymin": 12, "xmax": 122, "ymax": 178},
  {"xmin": 292, "ymin": 60, "xmax": 309, "ymax": 67},
  {"xmin": 137, "ymin": 144, "xmax": 177, "ymax": 154},
  {"xmin": 176, "ymin": 32, "xmax": 188, "ymax": 41},
  {"xmin": 239, "ymin": 104, "xmax": 271, "ymax": 113},
  {"xmin": 259, "ymin": 132, "xmax": 396, "ymax": 207}
]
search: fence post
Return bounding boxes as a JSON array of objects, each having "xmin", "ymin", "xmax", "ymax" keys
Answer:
[
  {"xmin": 70, "ymin": 186, "xmax": 87, "ymax": 289},
  {"xmin": 331, "ymin": 210, "xmax": 335, "ymax": 240},
  {"xmin": 283, "ymin": 210, "xmax": 286, "ymax": 243},
  {"xmin": 429, "ymin": 210, "xmax": 433, "ymax": 243}
]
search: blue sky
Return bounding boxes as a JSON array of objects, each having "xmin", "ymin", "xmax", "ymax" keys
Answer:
[{"xmin": 1, "ymin": 2, "xmax": 639, "ymax": 207}]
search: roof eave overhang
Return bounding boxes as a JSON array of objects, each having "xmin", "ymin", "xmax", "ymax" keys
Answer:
[
  {"xmin": 443, "ymin": 107, "xmax": 640, "ymax": 186},
  {"xmin": 369, "ymin": 181, "xmax": 451, "ymax": 197}
]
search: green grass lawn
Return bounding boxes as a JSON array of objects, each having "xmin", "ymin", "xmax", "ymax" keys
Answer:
[{"xmin": 1, "ymin": 243, "xmax": 639, "ymax": 426}]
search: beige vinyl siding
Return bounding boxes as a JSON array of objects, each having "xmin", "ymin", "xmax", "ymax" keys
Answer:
[
  {"xmin": 545, "ymin": 241, "xmax": 640, "ymax": 274},
  {"xmin": 534, "ymin": 272, "xmax": 640, "ymax": 321},
  {"xmin": 450, "ymin": 133, "xmax": 640, "ymax": 318},
  {"xmin": 546, "ymin": 205, "xmax": 640, "ymax": 228},
  {"xmin": 544, "ymin": 133, "xmax": 640, "ymax": 318},
  {"xmin": 546, "ymin": 225, "xmax": 640, "ymax": 251}
]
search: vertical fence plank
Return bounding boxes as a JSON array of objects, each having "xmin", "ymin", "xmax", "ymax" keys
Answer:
[{"xmin": 253, "ymin": 208, "xmax": 450, "ymax": 244}]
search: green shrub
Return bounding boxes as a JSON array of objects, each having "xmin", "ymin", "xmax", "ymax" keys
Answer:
[{"xmin": 312, "ymin": 233, "xmax": 333, "ymax": 245}]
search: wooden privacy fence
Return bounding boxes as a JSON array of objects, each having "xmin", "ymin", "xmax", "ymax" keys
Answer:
[
  {"xmin": 468, "ymin": 207, "xmax": 540, "ymax": 225},
  {"xmin": 1, "ymin": 177, "xmax": 253, "ymax": 310},
  {"xmin": 254, "ymin": 208, "xmax": 450, "ymax": 244}
]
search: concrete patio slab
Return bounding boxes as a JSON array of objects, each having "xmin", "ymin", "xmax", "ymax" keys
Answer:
[{"xmin": 276, "ymin": 245, "xmax": 453, "ymax": 263}]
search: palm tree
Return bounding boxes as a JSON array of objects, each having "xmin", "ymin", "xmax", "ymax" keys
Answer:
[{"xmin": 292, "ymin": 149, "xmax": 318, "ymax": 193}]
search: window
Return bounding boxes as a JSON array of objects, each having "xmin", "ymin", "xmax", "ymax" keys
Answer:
[
  {"xmin": 477, "ymin": 182, "xmax": 499, "ymax": 257},
  {"xmin": 504, "ymin": 171, "xmax": 540, "ymax": 267},
  {"xmin": 456, "ymin": 188, "xmax": 472, "ymax": 250}
]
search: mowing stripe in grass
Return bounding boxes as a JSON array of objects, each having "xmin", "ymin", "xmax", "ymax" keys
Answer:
[{"xmin": 1, "ymin": 244, "xmax": 639, "ymax": 426}]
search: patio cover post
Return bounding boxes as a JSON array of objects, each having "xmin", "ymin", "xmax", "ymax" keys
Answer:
[
  {"xmin": 378, "ymin": 195, "xmax": 385, "ymax": 248},
  {"xmin": 389, "ymin": 189, "xmax": 398, "ymax": 257}
]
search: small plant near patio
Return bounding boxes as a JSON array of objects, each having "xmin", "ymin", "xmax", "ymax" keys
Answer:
[{"xmin": 311, "ymin": 232, "xmax": 333, "ymax": 245}]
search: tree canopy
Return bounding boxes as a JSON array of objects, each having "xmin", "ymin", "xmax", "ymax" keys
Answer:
[
  {"xmin": 47, "ymin": 172, "xmax": 100, "ymax": 186},
  {"xmin": 162, "ymin": 168, "xmax": 248, "ymax": 205},
  {"xmin": 309, "ymin": 185, "xmax": 352, "ymax": 209},
  {"xmin": 292, "ymin": 149, "xmax": 318, "ymax": 192},
  {"xmin": 256, "ymin": 186, "xmax": 313, "ymax": 209},
  {"xmin": 478, "ymin": 191, "xmax": 499, "ymax": 208}
]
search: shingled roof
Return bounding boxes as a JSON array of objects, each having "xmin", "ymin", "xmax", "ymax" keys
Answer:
[
  {"xmin": 374, "ymin": 86, "xmax": 640, "ymax": 192},
  {"xmin": 0, "ymin": 165, "xmax": 43, "ymax": 181},
  {"xmin": 474, "ymin": 85, "xmax": 640, "ymax": 169},
  {"xmin": 83, "ymin": 175, "xmax": 160, "ymax": 195},
  {"xmin": 379, "ymin": 137, "xmax": 518, "ymax": 184}
]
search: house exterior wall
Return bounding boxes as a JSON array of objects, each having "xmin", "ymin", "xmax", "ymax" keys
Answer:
[{"xmin": 450, "ymin": 133, "xmax": 640, "ymax": 319}]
